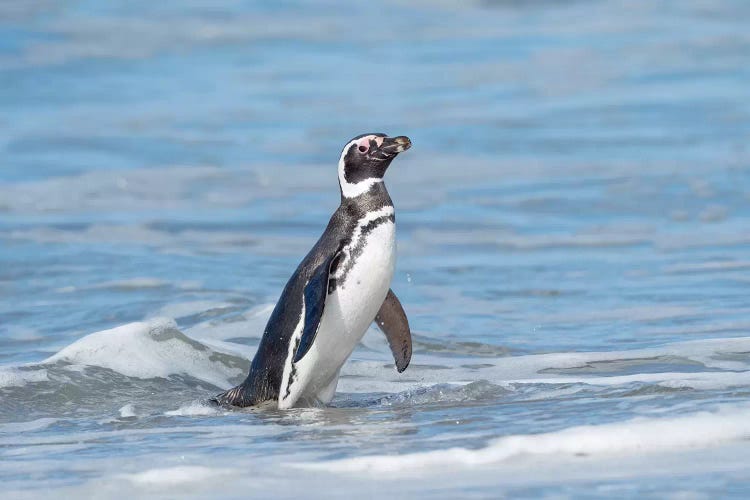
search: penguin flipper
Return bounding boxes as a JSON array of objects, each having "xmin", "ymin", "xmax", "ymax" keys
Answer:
[
  {"xmin": 293, "ymin": 251, "xmax": 341, "ymax": 363},
  {"xmin": 375, "ymin": 289, "xmax": 412, "ymax": 372}
]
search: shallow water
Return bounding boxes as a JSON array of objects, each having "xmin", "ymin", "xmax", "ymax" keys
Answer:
[{"xmin": 2, "ymin": 0, "xmax": 750, "ymax": 497}]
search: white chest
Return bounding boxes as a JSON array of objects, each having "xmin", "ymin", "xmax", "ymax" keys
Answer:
[
  {"xmin": 278, "ymin": 212, "xmax": 396, "ymax": 408},
  {"xmin": 330, "ymin": 218, "xmax": 396, "ymax": 334}
]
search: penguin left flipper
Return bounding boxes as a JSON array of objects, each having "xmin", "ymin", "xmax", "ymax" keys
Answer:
[
  {"xmin": 293, "ymin": 251, "xmax": 342, "ymax": 363},
  {"xmin": 375, "ymin": 289, "xmax": 412, "ymax": 372}
]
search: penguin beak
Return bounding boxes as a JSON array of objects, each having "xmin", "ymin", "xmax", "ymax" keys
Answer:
[{"xmin": 379, "ymin": 136, "xmax": 412, "ymax": 155}]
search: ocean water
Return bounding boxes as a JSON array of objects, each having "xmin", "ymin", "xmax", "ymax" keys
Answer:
[{"xmin": 2, "ymin": 0, "xmax": 750, "ymax": 497}]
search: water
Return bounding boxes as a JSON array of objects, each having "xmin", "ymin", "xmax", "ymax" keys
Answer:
[{"xmin": 2, "ymin": 0, "xmax": 750, "ymax": 497}]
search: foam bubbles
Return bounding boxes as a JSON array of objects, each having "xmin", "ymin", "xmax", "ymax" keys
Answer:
[
  {"xmin": 124, "ymin": 466, "xmax": 236, "ymax": 486},
  {"xmin": 118, "ymin": 404, "xmax": 137, "ymax": 418},
  {"xmin": 0, "ymin": 367, "xmax": 49, "ymax": 388},
  {"xmin": 296, "ymin": 405, "xmax": 750, "ymax": 474},
  {"xmin": 0, "ymin": 418, "xmax": 58, "ymax": 434},
  {"xmin": 164, "ymin": 402, "xmax": 220, "ymax": 417},
  {"xmin": 43, "ymin": 318, "xmax": 246, "ymax": 388},
  {"xmin": 377, "ymin": 381, "xmax": 508, "ymax": 407},
  {"xmin": 339, "ymin": 335, "xmax": 750, "ymax": 396}
]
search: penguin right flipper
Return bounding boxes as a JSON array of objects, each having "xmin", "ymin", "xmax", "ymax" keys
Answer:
[
  {"xmin": 375, "ymin": 289, "xmax": 412, "ymax": 372},
  {"xmin": 293, "ymin": 250, "xmax": 342, "ymax": 363}
]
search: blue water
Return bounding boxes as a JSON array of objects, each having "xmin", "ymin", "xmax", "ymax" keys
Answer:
[{"xmin": 2, "ymin": 0, "xmax": 750, "ymax": 497}]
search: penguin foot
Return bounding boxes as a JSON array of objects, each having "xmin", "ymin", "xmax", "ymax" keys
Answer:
[{"xmin": 211, "ymin": 384, "xmax": 254, "ymax": 408}]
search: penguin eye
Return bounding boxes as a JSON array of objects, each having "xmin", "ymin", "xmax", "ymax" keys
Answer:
[{"xmin": 358, "ymin": 144, "xmax": 369, "ymax": 153}]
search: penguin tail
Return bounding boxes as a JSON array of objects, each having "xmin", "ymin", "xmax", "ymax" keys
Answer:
[{"xmin": 210, "ymin": 383, "xmax": 254, "ymax": 408}]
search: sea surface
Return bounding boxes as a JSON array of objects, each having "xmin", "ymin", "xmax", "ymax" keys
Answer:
[{"xmin": 2, "ymin": 0, "xmax": 750, "ymax": 498}]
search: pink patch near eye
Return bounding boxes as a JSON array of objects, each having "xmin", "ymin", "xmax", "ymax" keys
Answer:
[{"xmin": 356, "ymin": 137, "xmax": 370, "ymax": 153}]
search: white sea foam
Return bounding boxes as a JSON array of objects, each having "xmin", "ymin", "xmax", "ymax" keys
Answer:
[
  {"xmin": 0, "ymin": 367, "xmax": 49, "ymax": 388},
  {"xmin": 0, "ymin": 418, "xmax": 58, "ymax": 434},
  {"xmin": 7, "ymin": 312, "xmax": 748, "ymax": 407},
  {"xmin": 124, "ymin": 466, "xmax": 236, "ymax": 486},
  {"xmin": 43, "ymin": 318, "xmax": 245, "ymax": 388},
  {"xmin": 337, "ymin": 335, "xmax": 750, "ymax": 395},
  {"xmin": 295, "ymin": 405, "xmax": 750, "ymax": 474},
  {"xmin": 118, "ymin": 404, "xmax": 137, "ymax": 418},
  {"xmin": 164, "ymin": 402, "xmax": 220, "ymax": 417}
]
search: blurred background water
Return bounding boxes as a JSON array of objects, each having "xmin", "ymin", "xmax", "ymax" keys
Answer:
[{"xmin": 1, "ymin": 0, "xmax": 750, "ymax": 498}]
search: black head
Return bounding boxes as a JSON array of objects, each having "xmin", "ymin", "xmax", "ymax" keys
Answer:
[{"xmin": 337, "ymin": 133, "xmax": 411, "ymax": 198}]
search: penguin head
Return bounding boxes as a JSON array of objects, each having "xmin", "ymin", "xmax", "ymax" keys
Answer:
[{"xmin": 338, "ymin": 133, "xmax": 411, "ymax": 198}]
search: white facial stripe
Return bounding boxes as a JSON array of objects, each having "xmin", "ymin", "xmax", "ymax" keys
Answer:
[{"xmin": 338, "ymin": 135, "xmax": 386, "ymax": 199}]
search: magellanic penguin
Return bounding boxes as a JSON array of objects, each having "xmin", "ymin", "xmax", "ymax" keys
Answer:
[{"xmin": 212, "ymin": 133, "xmax": 413, "ymax": 409}]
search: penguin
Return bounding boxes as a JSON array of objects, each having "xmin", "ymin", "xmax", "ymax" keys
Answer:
[{"xmin": 212, "ymin": 133, "xmax": 412, "ymax": 409}]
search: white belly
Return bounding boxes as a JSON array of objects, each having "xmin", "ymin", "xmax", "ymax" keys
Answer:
[{"xmin": 278, "ymin": 219, "xmax": 395, "ymax": 408}]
